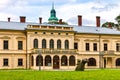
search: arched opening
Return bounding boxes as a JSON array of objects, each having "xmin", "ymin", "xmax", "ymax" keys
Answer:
[
  {"xmin": 53, "ymin": 55, "xmax": 59, "ymax": 69},
  {"xmin": 50, "ymin": 39, "xmax": 54, "ymax": 49},
  {"xmin": 87, "ymin": 58, "xmax": 96, "ymax": 66},
  {"xmin": 33, "ymin": 39, "xmax": 38, "ymax": 48},
  {"xmin": 36, "ymin": 55, "xmax": 43, "ymax": 66},
  {"xmin": 61, "ymin": 55, "xmax": 67, "ymax": 66},
  {"xmin": 45, "ymin": 55, "xmax": 51, "ymax": 66},
  {"xmin": 65, "ymin": 40, "xmax": 69, "ymax": 49},
  {"xmin": 57, "ymin": 39, "xmax": 61, "ymax": 49},
  {"xmin": 42, "ymin": 39, "xmax": 46, "ymax": 49},
  {"xmin": 116, "ymin": 58, "xmax": 120, "ymax": 66},
  {"xmin": 69, "ymin": 55, "xmax": 75, "ymax": 66},
  {"xmin": 31, "ymin": 56, "xmax": 34, "ymax": 66}
]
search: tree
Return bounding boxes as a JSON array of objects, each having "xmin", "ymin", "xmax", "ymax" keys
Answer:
[
  {"xmin": 102, "ymin": 22, "xmax": 115, "ymax": 28},
  {"xmin": 115, "ymin": 14, "xmax": 120, "ymax": 26},
  {"xmin": 102, "ymin": 14, "xmax": 120, "ymax": 30}
]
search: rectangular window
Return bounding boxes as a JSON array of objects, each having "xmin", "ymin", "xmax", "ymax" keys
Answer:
[
  {"xmin": 3, "ymin": 58, "xmax": 8, "ymax": 66},
  {"xmin": 74, "ymin": 43, "xmax": 78, "ymax": 49},
  {"xmin": 104, "ymin": 43, "xmax": 108, "ymax": 51},
  {"xmin": 3, "ymin": 40, "xmax": 8, "ymax": 50},
  {"xmin": 116, "ymin": 43, "xmax": 120, "ymax": 52},
  {"xmin": 93, "ymin": 43, "xmax": 97, "ymax": 51},
  {"xmin": 18, "ymin": 41, "xmax": 23, "ymax": 50},
  {"xmin": 86, "ymin": 43, "xmax": 89, "ymax": 51},
  {"xmin": 18, "ymin": 59, "xmax": 23, "ymax": 66}
]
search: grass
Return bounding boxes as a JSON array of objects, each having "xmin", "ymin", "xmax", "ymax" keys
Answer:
[{"xmin": 0, "ymin": 69, "xmax": 120, "ymax": 80}]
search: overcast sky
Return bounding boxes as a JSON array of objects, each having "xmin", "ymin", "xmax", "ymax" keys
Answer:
[{"xmin": 0, "ymin": 0, "xmax": 120, "ymax": 26}]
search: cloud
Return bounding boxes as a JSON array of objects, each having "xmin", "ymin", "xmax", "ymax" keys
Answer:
[
  {"xmin": 0, "ymin": 0, "xmax": 120, "ymax": 26},
  {"xmin": 91, "ymin": 3, "xmax": 118, "ymax": 12}
]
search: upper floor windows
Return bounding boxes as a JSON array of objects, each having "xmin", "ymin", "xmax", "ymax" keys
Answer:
[
  {"xmin": 42, "ymin": 39, "xmax": 46, "ymax": 49},
  {"xmin": 3, "ymin": 40, "xmax": 8, "ymax": 50},
  {"xmin": 93, "ymin": 43, "xmax": 97, "ymax": 51},
  {"xmin": 116, "ymin": 43, "xmax": 120, "ymax": 52},
  {"xmin": 33, "ymin": 39, "xmax": 38, "ymax": 49},
  {"xmin": 104, "ymin": 43, "xmax": 108, "ymax": 51},
  {"xmin": 18, "ymin": 41, "xmax": 23, "ymax": 50},
  {"xmin": 65, "ymin": 40, "xmax": 69, "ymax": 49},
  {"xmin": 50, "ymin": 39, "xmax": 54, "ymax": 49},
  {"xmin": 57, "ymin": 40, "xmax": 61, "ymax": 49},
  {"xmin": 74, "ymin": 43, "xmax": 78, "ymax": 49},
  {"xmin": 86, "ymin": 43, "xmax": 89, "ymax": 51}
]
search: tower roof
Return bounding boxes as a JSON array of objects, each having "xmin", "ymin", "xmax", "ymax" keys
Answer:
[{"xmin": 48, "ymin": 3, "xmax": 58, "ymax": 23}]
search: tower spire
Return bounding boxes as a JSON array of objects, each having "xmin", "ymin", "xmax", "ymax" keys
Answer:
[
  {"xmin": 52, "ymin": 2, "xmax": 54, "ymax": 9},
  {"xmin": 48, "ymin": 2, "xmax": 58, "ymax": 23}
]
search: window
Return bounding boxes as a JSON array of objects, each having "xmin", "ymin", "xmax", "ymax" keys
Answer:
[
  {"xmin": 18, "ymin": 41, "xmax": 23, "ymax": 50},
  {"xmin": 104, "ymin": 43, "xmax": 108, "ymax": 51},
  {"xmin": 116, "ymin": 43, "xmax": 120, "ymax": 51},
  {"xmin": 43, "ymin": 32, "xmax": 46, "ymax": 34},
  {"xmin": 33, "ymin": 39, "xmax": 38, "ymax": 48},
  {"xmin": 66, "ymin": 33, "xmax": 68, "ymax": 35},
  {"xmin": 74, "ymin": 43, "xmax": 78, "ymax": 49},
  {"xmin": 35, "ymin": 32, "xmax": 38, "ymax": 34},
  {"xmin": 86, "ymin": 43, "xmax": 89, "ymax": 51},
  {"xmin": 61, "ymin": 56, "xmax": 67, "ymax": 66},
  {"xmin": 42, "ymin": 39, "xmax": 46, "ymax": 49},
  {"xmin": 57, "ymin": 40, "xmax": 61, "ymax": 49},
  {"xmin": 51, "ymin": 33, "xmax": 53, "ymax": 34},
  {"xmin": 58, "ymin": 33, "xmax": 61, "ymax": 35},
  {"xmin": 65, "ymin": 40, "xmax": 69, "ymax": 49},
  {"xmin": 88, "ymin": 58, "xmax": 96, "ymax": 66},
  {"xmin": 50, "ymin": 39, "xmax": 54, "ymax": 49},
  {"xmin": 93, "ymin": 43, "xmax": 97, "ymax": 51},
  {"xmin": 3, "ymin": 40, "xmax": 8, "ymax": 50},
  {"xmin": 18, "ymin": 59, "xmax": 23, "ymax": 66},
  {"xmin": 69, "ymin": 55, "xmax": 75, "ymax": 66},
  {"xmin": 3, "ymin": 58, "xmax": 8, "ymax": 66}
]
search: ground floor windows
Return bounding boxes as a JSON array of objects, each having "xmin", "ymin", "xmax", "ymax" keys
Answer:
[
  {"xmin": 45, "ymin": 55, "xmax": 51, "ymax": 66},
  {"xmin": 116, "ymin": 58, "xmax": 120, "ymax": 66},
  {"xmin": 61, "ymin": 55, "xmax": 67, "ymax": 66},
  {"xmin": 53, "ymin": 55, "xmax": 59, "ymax": 69},
  {"xmin": 31, "ymin": 56, "xmax": 34, "ymax": 66},
  {"xmin": 88, "ymin": 58, "xmax": 96, "ymax": 66},
  {"xmin": 18, "ymin": 59, "xmax": 23, "ymax": 66},
  {"xmin": 69, "ymin": 55, "xmax": 75, "ymax": 66},
  {"xmin": 36, "ymin": 55, "xmax": 43, "ymax": 66},
  {"xmin": 3, "ymin": 58, "xmax": 8, "ymax": 66}
]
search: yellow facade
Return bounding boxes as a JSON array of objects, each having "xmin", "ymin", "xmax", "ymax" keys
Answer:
[{"xmin": 0, "ymin": 23, "xmax": 120, "ymax": 70}]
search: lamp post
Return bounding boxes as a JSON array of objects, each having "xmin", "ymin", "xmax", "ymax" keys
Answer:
[{"xmin": 37, "ymin": 49, "xmax": 41, "ymax": 71}]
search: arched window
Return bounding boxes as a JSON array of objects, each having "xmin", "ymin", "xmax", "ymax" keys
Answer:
[
  {"xmin": 61, "ymin": 55, "xmax": 67, "ymax": 66},
  {"xmin": 57, "ymin": 39, "xmax": 61, "ymax": 49},
  {"xmin": 88, "ymin": 58, "xmax": 96, "ymax": 66},
  {"xmin": 50, "ymin": 39, "xmax": 54, "ymax": 49},
  {"xmin": 65, "ymin": 40, "xmax": 69, "ymax": 49},
  {"xmin": 33, "ymin": 39, "xmax": 38, "ymax": 48},
  {"xmin": 69, "ymin": 55, "xmax": 75, "ymax": 66},
  {"xmin": 36, "ymin": 55, "xmax": 43, "ymax": 66},
  {"xmin": 31, "ymin": 56, "xmax": 34, "ymax": 66},
  {"xmin": 42, "ymin": 39, "xmax": 46, "ymax": 49},
  {"xmin": 45, "ymin": 55, "xmax": 51, "ymax": 66},
  {"xmin": 116, "ymin": 58, "xmax": 120, "ymax": 66}
]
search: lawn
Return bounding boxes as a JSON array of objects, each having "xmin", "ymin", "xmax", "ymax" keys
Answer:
[{"xmin": 0, "ymin": 69, "xmax": 120, "ymax": 80}]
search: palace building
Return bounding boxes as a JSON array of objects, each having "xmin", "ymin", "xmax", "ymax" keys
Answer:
[{"xmin": 1, "ymin": 5, "xmax": 120, "ymax": 70}]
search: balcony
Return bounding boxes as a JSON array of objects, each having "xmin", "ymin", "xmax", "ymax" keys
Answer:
[{"xmin": 31, "ymin": 48, "xmax": 77, "ymax": 54}]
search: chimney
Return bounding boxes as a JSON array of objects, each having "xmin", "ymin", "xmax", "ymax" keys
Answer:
[
  {"xmin": 96, "ymin": 16, "xmax": 100, "ymax": 27},
  {"xmin": 20, "ymin": 16, "xmax": 26, "ymax": 23},
  {"xmin": 59, "ymin": 19, "xmax": 62, "ymax": 24},
  {"xmin": 39, "ymin": 17, "xmax": 42, "ymax": 24},
  {"xmin": 8, "ymin": 17, "xmax": 10, "ymax": 22},
  {"xmin": 78, "ymin": 15, "xmax": 82, "ymax": 26}
]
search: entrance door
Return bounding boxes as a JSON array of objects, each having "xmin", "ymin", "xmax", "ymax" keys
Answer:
[{"xmin": 53, "ymin": 55, "xmax": 59, "ymax": 69}]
